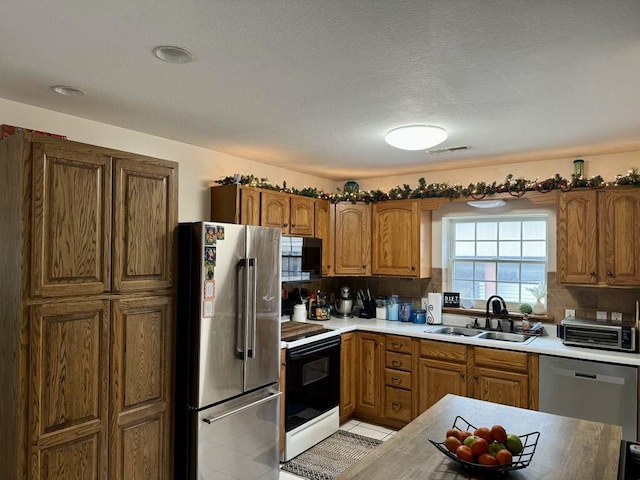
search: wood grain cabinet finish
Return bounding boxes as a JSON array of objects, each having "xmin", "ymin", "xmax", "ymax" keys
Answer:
[
  {"xmin": 210, "ymin": 184, "xmax": 261, "ymax": 226},
  {"xmin": 31, "ymin": 143, "xmax": 112, "ymax": 297},
  {"xmin": 355, "ymin": 332, "xmax": 384, "ymax": 418},
  {"xmin": 558, "ymin": 188, "xmax": 640, "ymax": 286},
  {"xmin": 383, "ymin": 335, "xmax": 413, "ymax": 426},
  {"xmin": 334, "ymin": 203, "xmax": 371, "ymax": 275},
  {"xmin": 29, "ymin": 300, "xmax": 110, "ymax": 480},
  {"xmin": 372, "ymin": 200, "xmax": 432, "ymax": 277},
  {"xmin": 260, "ymin": 190, "xmax": 291, "ymax": 232},
  {"xmin": 340, "ymin": 333, "xmax": 356, "ymax": 423},
  {"xmin": 314, "ymin": 199, "xmax": 334, "ymax": 276},
  {"xmin": 0, "ymin": 133, "xmax": 177, "ymax": 480},
  {"xmin": 289, "ymin": 195, "xmax": 315, "ymax": 236}
]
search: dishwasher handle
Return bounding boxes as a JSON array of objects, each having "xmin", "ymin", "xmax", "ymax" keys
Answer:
[{"xmin": 551, "ymin": 366, "xmax": 625, "ymax": 385}]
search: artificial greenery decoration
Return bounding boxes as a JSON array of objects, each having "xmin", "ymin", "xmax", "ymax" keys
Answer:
[{"xmin": 214, "ymin": 168, "xmax": 640, "ymax": 204}]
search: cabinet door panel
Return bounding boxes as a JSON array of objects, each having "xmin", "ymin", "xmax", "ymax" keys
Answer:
[
  {"xmin": 110, "ymin": 296, "xmax": 172, "ymax": 480},
  {"xmin": 473, "ymin": 367, "xmax": 529, "ymax": 408},
  {"xmin": 417, "ymin": 358, "xmax": 467, "ymax": 415},
  {"xmin": 602, "ymin": 190, "xmax": 640, "ymax": 285},
  {"xmin": 315, "ymin": 200, "xmax": 334, "ymax": 276},
  {"xmin": 240, "ymin": 187, "xmax": 261, "ymax": 225},
  {"xmin": 31, "ymin": 143, "xmax": 112, "ymax": 297},
  {"xmin": 290, "ymin": 196, "xmax": 315, "ymax": 236},
  {"xmin": 372, "ymin": 201, "xmax": 418, "ymax": 276},
  {"xmin": 30, "ymin": 301, "xmax": 109, "ymax": 480},
  {"xmin": 557, "ymin": 191, "xmax": 598, "ymax": 284},
  {"xmin": 334, "ymin": 203, "xmax": 371, "ymax": 275},
  {"xmin": 112, "ymin": 159, "xmax": 176, "ymax": 292},
  {"xmin": 355, "ymin": 333, "xmax": 383, "ymax": 417},
  {"xmin": 340, "ymin": 333, "xmax": 356, "ymax": 423},
  {"xmin": 260, "ymin": 191, "xmax": 290, "ymax": 232}
]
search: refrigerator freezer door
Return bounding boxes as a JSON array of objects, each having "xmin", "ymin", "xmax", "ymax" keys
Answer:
[
  {"xmin": 197, "ymin": 386, "xmax": 281, "ymax": 480},
  {"xmin": 197, "ymin": 222, "xmax": 247, "ymax": 408},
  {"xmin": 244, "ymin": 225, "xmax": 282, "ymax": 391}
]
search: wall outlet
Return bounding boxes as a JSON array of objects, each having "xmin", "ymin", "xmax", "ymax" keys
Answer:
[
  {"xmin": 611, "ymin": 312, "xmax": 623, "ymax": 322},
  {"xmin": 596, "ymin": 311, "xmax": 608, "ymax": 321},
  {"xmin": 564, "ymin": 309, "xmax": 575, "ymax": 319},
  {"xmin": 421, "ymin": 297, "xmax": 429, "ymax": 310}
]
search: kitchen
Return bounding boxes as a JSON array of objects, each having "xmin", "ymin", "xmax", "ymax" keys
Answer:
[{"xmin": 2, "ymin": 2, "xmax": 640, "ymax": 480}]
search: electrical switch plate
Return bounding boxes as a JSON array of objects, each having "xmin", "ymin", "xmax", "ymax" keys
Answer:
[
  {"xmin": 564, "ymin": 309, "xmax": 575, "ymax": 319},
  {"xmin": 611, "ymin": 312, "xmax": 623, "ymax": 322},
  {"xmin": 596, "ymin": 311, "xmax": 608, "ymax": 321},
  {"xmin": 421, "ymin": 297, "xmax": 429, "ymax": 310}
]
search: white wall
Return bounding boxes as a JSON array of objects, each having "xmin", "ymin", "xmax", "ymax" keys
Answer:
[{"xmin": 0, "ymin": 98, "xmax": 337, "ymax": 222}]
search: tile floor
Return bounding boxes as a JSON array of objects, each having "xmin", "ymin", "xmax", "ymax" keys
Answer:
[{"xmin": 279, "ymin": 420, "xmax": 396, "ymax": 480}]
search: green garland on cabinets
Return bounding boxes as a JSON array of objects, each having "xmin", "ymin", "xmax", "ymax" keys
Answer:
[{"xmin": 214, "ymin": 168, "xmax": 640, "ymax": 204}]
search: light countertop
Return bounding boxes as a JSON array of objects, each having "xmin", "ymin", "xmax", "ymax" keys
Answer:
[{"xmin": 281, "ymin": 313, "xmax": 640, "ymax": 367}]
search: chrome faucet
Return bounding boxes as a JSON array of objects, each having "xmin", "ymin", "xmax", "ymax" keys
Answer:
[{"xmin": 485, "ymin": 295, "xmax": 508, "ymax": 329}]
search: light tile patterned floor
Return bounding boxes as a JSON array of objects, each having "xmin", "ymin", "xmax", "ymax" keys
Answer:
[{"xmin": 279, "ymin": 420, "xmax": 396, "ymax": 480}]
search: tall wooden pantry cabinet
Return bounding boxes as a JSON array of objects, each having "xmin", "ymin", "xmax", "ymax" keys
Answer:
[{"xmin": 0, "ymin": 133, "xmax": 178, "ymax": 480}]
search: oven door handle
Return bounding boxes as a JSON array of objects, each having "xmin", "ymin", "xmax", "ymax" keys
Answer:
[{"xmin": 287, "ymin": 335, "xmax": 341, "ymax": 360}]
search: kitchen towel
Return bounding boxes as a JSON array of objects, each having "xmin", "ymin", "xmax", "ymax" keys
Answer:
[{"xmin": 427, "ymin": 293, "xmax": 442, "ymax": 325}]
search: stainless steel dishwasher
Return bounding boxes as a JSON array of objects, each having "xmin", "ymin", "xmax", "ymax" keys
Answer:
[{"xmin": 539, "ymin": 355, "xmax": 637, "ymax": 441}]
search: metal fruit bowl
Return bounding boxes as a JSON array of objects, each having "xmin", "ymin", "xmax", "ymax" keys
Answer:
[{"xmin": 428, "ymin": 416, "xmax": 540, "ymax": 474}]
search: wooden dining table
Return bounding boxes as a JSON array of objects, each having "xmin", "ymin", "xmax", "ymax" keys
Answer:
[{"xmin": 337, "ymin": 394, "xmax": 622, "ymax": 480}]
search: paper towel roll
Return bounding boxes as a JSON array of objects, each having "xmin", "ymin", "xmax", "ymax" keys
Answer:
[{"xmin": 427, "ymin": 293, "xmax": 442, "ymax": 325}]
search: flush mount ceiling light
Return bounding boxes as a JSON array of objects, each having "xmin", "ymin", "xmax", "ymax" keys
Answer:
[
  {"xmin": 466, "ymin": 199, "xmax": 506, "ymax": 209},
  {"xmin": 384, "ymin": 125, "xmax": 448, "ymax": 151},
  {"xmin": 152, "ymin": 45, "xmax": 194, "ymax": 64},
  {"xmin": 51, "ymin": 85, "xmax": 85, "ymax": 96}
]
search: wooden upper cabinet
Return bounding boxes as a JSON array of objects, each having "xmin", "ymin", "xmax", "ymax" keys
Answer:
[
  {"xmin": 558, "ymin": 188, "xmax": 640, "ymax": 286},
  {"xmin": 210, "ymin": 184, "xmax": 260, "ymax": 225},
  {"xmin": 372, "ymin": 200, "xmax": 431, "ymax": 277},
  {"xmin": 600, "ymin": 189, "xmax": 640, "ymax": 286},
  {"xmin": 315, "ymin": 199, "xmax": 334, "ymax": 276},
  {"xmin": 31, "ymin": 143, "xmax": 112, "ymax": 297},
  {"xmin": 289, "ymin": 195, "xmax": 315, "ymax": 236},
  {"xmin": 260, "ymin": 190, "xmax": 291, "ymax": 232},
  {"xmin": 112, "ymin": 158, "xmax": 177, "ymax": 292},
  {"xmin": 29, "ymin": 300, "xmax": 110, "ymax": 480},
  {"xmin": 334, "ymin": 202, "xmax": 371, "ymax": 275}
]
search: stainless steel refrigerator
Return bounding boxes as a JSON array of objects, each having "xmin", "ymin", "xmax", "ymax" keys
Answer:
[{"xmin": 175, "ymin": 222, "xmax": 282, "ymax": 480}]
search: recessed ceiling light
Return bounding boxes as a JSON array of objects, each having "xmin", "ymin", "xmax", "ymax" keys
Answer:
[
  {"xmin": 385, "ymin": 125, "xmax": 448, "ymax": 151},
  {"xmin": 467, "ymin": 199, "xmax": 506, "ymax": 209},
  {"xmin": 152, "ymin": 46, "xmax": 194, "ymax": 64},
  {"xmin": 51, "ymin": 85, "xmax": 85, "ymax": 96}
]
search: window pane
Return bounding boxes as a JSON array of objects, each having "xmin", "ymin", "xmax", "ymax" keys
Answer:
[
  {"xmin": 453, "ymin": 261, "xmax": 474, "ymax": 279},
  {"xmin": 477, "ymin": 241, "xmax": 497, "ymax": 257},
  {"xmin": 521, "ymin": 285, "xmax": 538, "ymax": 304},
  {"xmin": 456, "ymin": 223, "xmax": 475, "ymax": 240},
  {"xmin": 477, "ymin": 222, "xmax": 497, "ymax": 240},
  {"xmin": 474, "ymin": 262, "xmax": 496, "ymax": 281},
  {"xmin": 523, "ymin": 221, "xmax": 546, "ymax": 240},
  {"xmin": 499, "ymin": 222, "xmax": 521, "ymax": 240},
  {"xmin": 521, "ymin": 263, "xmax": 546, "ymax": 283},
  {"xmin": 476, "ymin": 281, "xmax": 496, "ymax": 298},
  {"xmin": 497, "ymin": 263, "xmax": 520, "ymax": 282},
  {"xmin": 455, "ymin": 241, "xmax": 475, "ymax": 256},
  {"xmin": 499, "ymin": 241, "xmax": 521, "ymax": 258},
  {"xmin": 522, "ymin": 241, "xmax": 546, "ymax": 259},
  {"xmin": 453, "ymin": 280, "xmax": 474, "ymax": 299},
  {"xmin": 497, "ymin": 283, "xmax": 520, "ymax": 303}
]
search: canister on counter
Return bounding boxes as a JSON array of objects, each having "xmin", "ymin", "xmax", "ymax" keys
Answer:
[
  {"xmin": 386, "ymin": 295, "xmax": 399, "ymax": 321},
  {"xmin": 412, "ymin": 309, "xmax": 427, "ymax": 324},
  {"xmin": 400, "ymin": 302, "xmax": 413, "ymax": 322}
]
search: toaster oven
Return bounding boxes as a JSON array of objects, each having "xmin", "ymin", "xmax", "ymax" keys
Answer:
[{"xmin": 557, "ymin": 318, "xmax": 636, "ymax": 352}]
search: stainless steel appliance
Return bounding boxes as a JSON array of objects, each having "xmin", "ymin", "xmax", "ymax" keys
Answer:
[
  {"xmin": 175, "ymin": 222, "xmax": 282, "ymax": 480},
  {"xmin": 539, "ymin": 355, "xmax": 637, "ymax": 441},
  {"xmin": 557, "ymin": 318, "xmax": 636, "ymax": 352},
  {"xmin": 280, "ymin": 322, "xmax": 341, "ymax": 461},
  {"xmin": 334, "ymin": 286, "xmax": 354, "ymax": 317},
  {"xmin": 281, "ymin": 236, "xmax": 322, "ymax": 282}
]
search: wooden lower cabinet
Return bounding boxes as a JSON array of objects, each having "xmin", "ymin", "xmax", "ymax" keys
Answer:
[
  {"xmin": 354, "ymin": 332, "xmax": 384, "ymax": 419},
  {"xmin": 340, "ymin": 333, "xmax": 356, "ymax": 423}
]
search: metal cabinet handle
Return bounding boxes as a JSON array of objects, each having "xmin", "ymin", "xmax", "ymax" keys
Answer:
[
  {"xmin": 391, "ymin": 377, "xmax": 401, "ymax": 384},
  {"xmin": 411, "ymin": 265, "xmax": 416, "ymax": 271},
  {"xmin": 460, "ymin": 373, "xmax": 465, "ymax": 379},
  {"xmin": 362, "ymin": 265, "xmax": 366, "ymax": 269},
  {"xmin": 392, "ymin": 342, "xmax": 403, "ymax": 349},
  {"xmin": 473, "ymin": 375, "xmax": 479, "ymax": 381},
  {"xmin": 607, "ymin": 271, "xmax": 613, "ymax": 277},
  {"xmin": 283, "ymin": 223, "xmax": 289, "ymax": 227},
  {"xmin": 392, "ymin": 402, "xmax": 402, "ymax": 411},
  {"xmin": 590, "ymin": 271, "xmax": 596, "ymax": 276},
  {"xmin": 392, "ymin": 360, "xmax": 402, "ymax": 367},
  {"xmin": 291, "ymin": 223, "xmax": 296, "ymax": 227}
]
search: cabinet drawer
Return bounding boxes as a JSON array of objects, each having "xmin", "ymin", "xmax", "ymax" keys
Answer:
[
  {"xmin": 420, "ymin": 339, "xmax": 467, "ymax": 362},
  {"xmin": 385, "ymin": 387, "xmax": 412, "ymax": 422},
  {"xmin": 474, "ymin": 347, "xmax": 528, "ymax": 373},
  {"xmin": 385, "ymin": 369, "xmax": 412, "ymax": 390},
  {"xmin": 386, "ymin": 335, "xmax": 412, "ymax": 354},
  {"xmin": 385, "ymin": 351, "xmax": 411, "ymax": 372}
]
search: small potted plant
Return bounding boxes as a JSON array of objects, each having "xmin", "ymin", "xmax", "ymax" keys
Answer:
[{"xmin": 527, "ymin": 282, "xmax": 547, "ymax": 315}]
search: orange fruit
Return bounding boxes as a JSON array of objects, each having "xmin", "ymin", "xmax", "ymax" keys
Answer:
[
  {"xmin": 445, "ymin": 436, "xmax": 462, "ymax": 453},
  {"xmin": 474, "ymin": 426, "xmax": 493, "ymax": 443},
  {"xmin": 446, "ymin": 428, "xmax": 460, "ymax": 440},
  {"xmin": 458, "ymin": 430, "xmax": 473, "ymax": 443},
  {"xmin": 456, "ymin": 445, "xmax": 474, "ymax": 463},
  {"xmin": 470, "ymin": 437, "xmax": 489, "ymax": 457},
  {"xmin": 491, "ymin": 425, "xmax": 507, "ymax": 443},
  {"xmin": 478, "ymin": 453, "xmax": 498, "ymax": 465},
  {"xmin": 496, "ymin": 449, "xmax": 513, "ymax": 465}
]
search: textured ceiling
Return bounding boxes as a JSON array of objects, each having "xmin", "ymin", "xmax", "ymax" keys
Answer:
[{"xmin": 1, "ymin": 1, "xmax": 639, "ymax": 181}]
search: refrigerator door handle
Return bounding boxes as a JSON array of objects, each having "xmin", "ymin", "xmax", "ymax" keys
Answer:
[
  {"xmin": 248, "ymin": 257, "xmax": 257, "ymax": 358},
  {"xmin": 236, "ymin": 258, "xmax": 251, "ymax": 359},
  {"xmin": 201, "ymin": 391, "xmax": 282, "ymax": 424}
]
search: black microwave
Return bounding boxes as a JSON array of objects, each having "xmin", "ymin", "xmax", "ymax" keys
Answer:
[{"xmin": 281, "ymin": 236, "xmax": 322, "ymax": 282}]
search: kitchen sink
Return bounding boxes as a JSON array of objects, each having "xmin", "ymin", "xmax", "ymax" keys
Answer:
[
  {"xmin": 476, "ymin": 331, "xmax": 534, "ymax": 343},
  {"xmin": 426, "ymin": 326, "xmax": 485, "ymax": 337}
]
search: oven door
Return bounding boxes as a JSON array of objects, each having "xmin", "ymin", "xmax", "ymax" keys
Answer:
[{"xmin": 285, "ymin": 335, "xmax": 341, "ymax": 432}]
